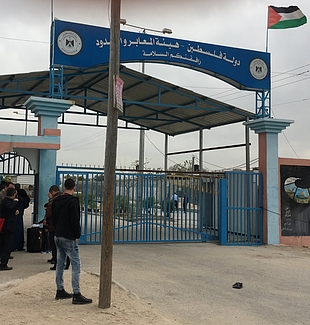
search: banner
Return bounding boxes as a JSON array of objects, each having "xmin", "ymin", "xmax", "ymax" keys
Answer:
[{"xmin": 53, "ymin": 19, "xmax": 270, "ymax": 92}]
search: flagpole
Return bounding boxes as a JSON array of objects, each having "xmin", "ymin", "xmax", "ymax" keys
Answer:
[
  {"xmin": 264, "ymin": 8, "xmax": 271, "ymax": 118},
  {"xmin": 49, "ymin": 0, "xmax": 55, "ymax": 97},
  {"xmin": 51, "ymin": 0, "xmax": 54, "ymax": 22},
  {"xmin": 265, "ymin": 26, "xmax": 269, "ymax": 52},
  {"xmin": 266, "ymin": 7, "xmax": 269, "ymax": 52},
  {"xmin": 50, "ymin": 0, "xmax": 54, "ymax": 68}
]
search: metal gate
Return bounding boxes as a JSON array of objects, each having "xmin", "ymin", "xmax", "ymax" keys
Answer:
[
  {"xmin": 219, "ymin": 171, "xmax": 263, "ymax": 245},
  {"xmin": 56, "ymin": 167, "xmax": 262, "ymax": 245}
]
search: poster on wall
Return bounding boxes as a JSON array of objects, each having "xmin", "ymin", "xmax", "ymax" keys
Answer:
[{"xmin": 281, "ymin": 165, "xmax": 310, "ymax": 236}]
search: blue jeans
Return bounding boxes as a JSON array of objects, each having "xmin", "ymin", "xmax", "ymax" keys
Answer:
[{"xmin": 55, "ymin": 237, "xmax": 81, "ymax": 294}]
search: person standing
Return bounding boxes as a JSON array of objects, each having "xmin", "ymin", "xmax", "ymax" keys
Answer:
[
  {"xmin": 183, "ymin": 194, "xmax": 189, "ymax": 213},
  {"xmin": 13, "ymin": 183, "xmax": 30, "ymax": 251},
  {"xmin": 0, "ymin": 181, "xmax": 8, "ymax": 255},
  {"xmin": 52, "ymin": 178, "xmax": 92, "ymax": 304},
  {"xmin": 0, "ymin": 188, "xmax": 19, "ymax": 271},
  {"xmin": 15, "ymin": 183, "xmax": 30, "ymax": 211},
  {"xmin": 45, "ymin": 185, "xmax": 70, "ymax": 270},
  {"xmin": 171, "ymin": 192, "xmax": 178, "ymax": 212}
]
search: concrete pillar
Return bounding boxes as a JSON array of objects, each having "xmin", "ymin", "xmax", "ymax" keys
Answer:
[
  {"xmin": 24, "ymin": 97, "xmax": 73, "ymax": 221},
  {"xmin": 245, "ymin": 118, "xmax": 293, "ymax": 244}
]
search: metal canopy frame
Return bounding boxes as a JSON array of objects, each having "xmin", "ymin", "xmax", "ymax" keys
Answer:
[{"xmin": 0, "ymin": 64, "xmax": 255, "ymax": 136}]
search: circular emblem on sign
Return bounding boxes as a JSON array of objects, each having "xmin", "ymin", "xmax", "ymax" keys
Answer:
[
  {"xmin": 249, "ymin": 58, "xmax": 268, "ymax": 80},
  {"xmin": 57, "ymin": 30, "xmax": 83, "ymax": 56}
]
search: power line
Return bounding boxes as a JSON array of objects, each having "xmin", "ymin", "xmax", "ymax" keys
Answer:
[
  {"xmin": 272, "ymin": 75, "xmax": 310, "ymax": 90},
  {"xmin": 273, "ymin": 97, "xmax": 310, "ymax": 107},
  {"xmin": 0, "ymin": 36, "xmax": 48, "ymax": 44},
  {"xmin": 272, "ymin": 111, "xmax": 300, "ymax": 159},
  {"xmin": 145, "ymin": 133, "xmax": 201, "ymax": 167},
  {"xmin": 61, "ymin": 129, "xmax": 105, "ymax": 151},
  {"xmin": 212, "ymin": 63, "xmax": 310, "ymax": 102}
]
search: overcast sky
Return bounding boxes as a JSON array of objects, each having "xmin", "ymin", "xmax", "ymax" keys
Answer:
[{"xmin": 0, "ymin": 0, "xmax": 309, "ymax": 170}]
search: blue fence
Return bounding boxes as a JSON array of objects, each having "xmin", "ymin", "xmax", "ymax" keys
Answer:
[
  {"xmin": 56, "ymin": 167, "xmax": 262, "ymax": 245},
  {"xmin": 220, "ymin": 171, "xmax": 263, "ymax": 245}
]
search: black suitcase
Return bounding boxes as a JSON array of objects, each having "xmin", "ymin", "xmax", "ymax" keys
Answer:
[{"xmin": 27, "ymin": 227, "xmax": 43, "ymax": 252}]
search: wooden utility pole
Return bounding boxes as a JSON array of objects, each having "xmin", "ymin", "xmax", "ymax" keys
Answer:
[{"xmin": 99, "ymin": 0, "xmax": 121, "ymax": 309}]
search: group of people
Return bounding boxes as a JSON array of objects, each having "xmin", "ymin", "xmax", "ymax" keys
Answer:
[
  {"xmin": 43, "ymin": 179, "xmax": 92, "ymax": 304},
  {"xmin": 170, "ymin": 192, "xmax": 189, "ymax": 213},
  {"xmin": 0, "ymin": 181, "xmax": 30, "ymax": 271},
  {"xmin": 0, "ymin": 178, "xmax": 91, "ymax": 305}
]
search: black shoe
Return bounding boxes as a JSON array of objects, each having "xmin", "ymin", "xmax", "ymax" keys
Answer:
[
  {"xmin": 47, "ymin": 258, "xmax": 55, "ymax": 263},
  {"xmin": 0, "ymin": 265, "xmax": 13, "ymax": 271},
  {"xmin": 50, "ymin": 265, "xmax": 56, "ymax": 270},
  {"xmin": 55, "ymin": 289, "xmax": 73, "ymax": 300},
  {"xmin": 232, "ymin": 282, "xmax": 243, "ymax": 289},
  {"xmin": 9, "ymin": 256, "xmax": 14, "ymax": 259},
  {"xmin": 72, "ymin": 293, "xmax": 92, "ymax": 305}
]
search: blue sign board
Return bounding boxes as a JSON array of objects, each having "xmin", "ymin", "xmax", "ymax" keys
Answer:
[{"xmin": 53, "ymin": 20, "xmax": 270, "ymax": 92}]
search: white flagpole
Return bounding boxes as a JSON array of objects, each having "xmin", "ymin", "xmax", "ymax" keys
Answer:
[
  {"xmin": 265, "ymin": 27, "xmax": 269, "ymax": 52},
  {"xmin": 266, "ymin": 7, "xmax": 269, "ymax": 52},
  {"xmin": 50, "ymin": 0, "xmax": 54, "ymax": 68},
  {"xmin": 51, "ymin": 0, "xmax": 54, "ymax": 22}
]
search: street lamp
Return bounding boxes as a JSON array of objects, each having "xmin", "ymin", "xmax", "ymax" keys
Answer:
[
  {"xmin": 13, "ymin": 110, "xmax": 28, "ymax": 136},
  {"xmin": 120, "ymin": 19, "xmax": 172, "ymax": 36},
  {"xmin": 120, "ymin": 19, "xmax": 172, "ymax": 170}
]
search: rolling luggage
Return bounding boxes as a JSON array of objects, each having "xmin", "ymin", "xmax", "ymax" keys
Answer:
[{"xmin": 27, "ymin": 227, "xmax": 43, "ymax": 252}]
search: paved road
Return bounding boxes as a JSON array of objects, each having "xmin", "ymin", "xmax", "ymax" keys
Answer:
[
  {"xmin": 2, "ymin": 208, "xmax": 310, "ymax": 324},
  {"xmin": 2, "ymin": 242, "xmax": 310, "ymax": 325},
  {"xmin": 109, "ymin": 243, "xmax": 310, "ymax": 325}
]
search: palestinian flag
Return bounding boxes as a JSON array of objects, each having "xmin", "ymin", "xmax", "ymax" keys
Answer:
[{"xmin": 268, "ymin": 6, "xmax": 307, "ymax": 29}]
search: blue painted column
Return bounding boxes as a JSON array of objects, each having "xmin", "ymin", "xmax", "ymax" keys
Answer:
[
  {"xmin": 245, "ymin": 118, "xmax": 293, "ymax": 244},
  {"xmin": 24, "ymin": 97, "xmax": 73, "ymax": 221}
]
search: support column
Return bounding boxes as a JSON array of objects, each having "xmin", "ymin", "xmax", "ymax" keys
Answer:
[
  {"xmin": 245, "ymin": 117, "xmax": 250, "ymax": 172},
  {"xmin": 199, "ymin": 127, "xmax": 203, "ymax": 171},
  {"xmin": 25, "ymin": 96, "xmax": 73, "ymax": 221},
  {"xmin": 245, "ymin": 118, "xmax": 293, "ymax": 244},
  {"xmin": 164, "ymin": 134, "xmax": 168, "ymax": 171}
]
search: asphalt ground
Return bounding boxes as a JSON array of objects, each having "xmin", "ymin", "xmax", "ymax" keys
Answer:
[{"xmin": 1, "ymin": 206, "xmax": 310, "ymax": 324}]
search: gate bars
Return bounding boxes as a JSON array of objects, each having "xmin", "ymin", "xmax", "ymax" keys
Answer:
[
  {"xmin": 56, "ymin": 167, "xmax": 262, "ymax": 245},
  {"xmin": 220, "ymin": 171, "xmax": 263, "ymax": 245}
]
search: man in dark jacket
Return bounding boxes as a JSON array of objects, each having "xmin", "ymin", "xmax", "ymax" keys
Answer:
[
  {"xmin": 13, "ymin": 183, "xmax": 30, "ymax": 251},
  {"xmin": 0, "ymin": 188, "xmax": 19, "ymax": 271},
  {"xmin": 52, "ymin": 178, "xmax": 92, "ymax": 304}
]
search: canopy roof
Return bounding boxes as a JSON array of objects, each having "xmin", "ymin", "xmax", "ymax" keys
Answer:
[{"xmin": 0, "ymin": 64, "xmax": 255, "ymax": 136}]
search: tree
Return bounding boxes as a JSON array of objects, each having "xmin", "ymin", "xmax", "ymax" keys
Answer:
[{"xmin": 168, "ymin": 159, "xmax": 193, "ymax": 172}]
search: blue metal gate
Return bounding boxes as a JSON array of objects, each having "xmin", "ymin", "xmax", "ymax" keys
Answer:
[
  {"xmin": 112, "ymin": 172, "xmax": 222, "ymax": 243},
  {"xmin": 219, "ymin": 171, "xmax": 263, "ymax": 245},
  {"xmin": 56, "ymin": 167, "xmax": 262, "ymax": 245}
]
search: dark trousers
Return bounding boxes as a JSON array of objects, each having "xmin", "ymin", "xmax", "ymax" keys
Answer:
[
  {"xmin": 13, "ymin": 214, "xmax": 24, "ymax": 251},
  {"xmin": 42, "ymin": 227, "xmax": 49, "ymax": 252},
  {"xmin": 0, "ymin": 233, "xmax": 4, "ymax": 256},
  {"xmin": 49, "ymin": 231, "xmax": 56, "ymax": 261},
  {"xmin": 1, "ymin": 231, "xmax": 14, "ymax": 266}
]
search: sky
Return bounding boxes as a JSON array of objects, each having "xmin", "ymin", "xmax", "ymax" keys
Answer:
[{"xmin": 0, "ymin": 0, "xmax": 309, "ymax": 171}]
